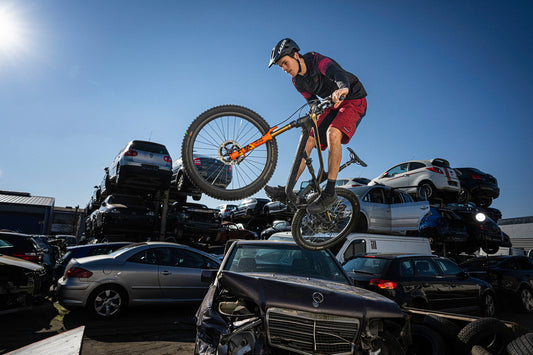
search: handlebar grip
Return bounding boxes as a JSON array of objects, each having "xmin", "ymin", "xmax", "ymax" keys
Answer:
[{"xmin": 339, "ymin": 94, "xmax": 346, "ymax": 101}]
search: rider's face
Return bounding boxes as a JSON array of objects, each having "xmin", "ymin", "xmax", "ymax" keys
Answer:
[{"xmin": 277, "ymin": 54, "xmax": 299, "ymax": 77}]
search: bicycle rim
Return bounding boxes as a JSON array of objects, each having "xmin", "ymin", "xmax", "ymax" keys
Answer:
[
  {"xmin": 291, "ymin": 188, "xmax": 360, "ymax": 250},
  {"xmin": 181, "ymin": 105, "xmax": 278, "ymax": 201}
]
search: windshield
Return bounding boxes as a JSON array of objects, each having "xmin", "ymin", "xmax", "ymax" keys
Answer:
[
  {"xmin": 343, "ymin": 257, "xmax": 390, "ymax": 274},
  {"xmin": 224, "ymin": 243, "xmax": 349, "ymax": 284}
]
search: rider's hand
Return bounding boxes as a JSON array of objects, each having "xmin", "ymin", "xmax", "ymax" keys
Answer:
[{"xmin": 333, "ymin": 88, "xmax": 349, "ymax": 108}]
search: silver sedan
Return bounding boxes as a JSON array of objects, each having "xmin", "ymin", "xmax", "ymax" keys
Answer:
[{"xmin": 57, "ymin": 242, "xmax": 220, "ymax": 318}]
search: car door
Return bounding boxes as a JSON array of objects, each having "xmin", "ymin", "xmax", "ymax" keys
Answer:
[
  {"xmin": 122, "ymin": 248, "xmax": 164, "ymax": 300},
  {"xmin": 376, "ymin": 163, "xmax": 410, "ymax": 188},
  {"xmin": 390, "ymin": 190, "xmax": 430, "ymax": 233},
  {"xmin": 433, "ymin": 257, "xmax": 480, "ymax": 309},
  {"xmin": 361, "ymin": 187, "xmax": 391, "ymax": 233},
  {"xmin": 158, "ymin": 247, "xmax": 219, "ymax": 301},
  {"xmin": 412, "ymin": 257, "xmax": 449, "ymax": 308}
]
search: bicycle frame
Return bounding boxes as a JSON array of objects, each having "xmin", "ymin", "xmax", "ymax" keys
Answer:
[{"xmin": 228, "ymin": 108, "xmax": 327, "ymax": 209}]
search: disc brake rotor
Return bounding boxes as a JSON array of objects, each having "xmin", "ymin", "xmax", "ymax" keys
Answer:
[{"xmin": 218, "ymin": 140, "xmax": 244, "ymax": 165}]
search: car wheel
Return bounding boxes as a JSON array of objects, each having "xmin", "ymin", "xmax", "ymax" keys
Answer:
[
  {"xmin": 519, "ymin": 287, "xmax": 533, "ymax": 313},
  {"xmin": 481, "ymin": 292, "xmax": 497, "ymax": 317},
  {"xmin": 88, "ymin": 285, "xmax": 127, "ymax": 319},
  {"xmin": 481, "ymin": 244, "xmax": 499, "ymax": 255},
  {"xmin": 457, "ymin": 188, "xmax": 471, "ymax": 204},
  {"xmin": 419, "ymin": 182, "xmax": 436, "ymax": 200},
  {"xmin": 457, "ymin": 317, "xmax": 514, "ymax": 355}
]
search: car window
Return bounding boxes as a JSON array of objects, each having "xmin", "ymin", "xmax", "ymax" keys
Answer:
[
  {"xmin": 392, "ymin": 190, "xmax": 403, "ymax": 204},
  {"xmin": 88, "ymin": 246, "xmax": 120, "ymax": 256},
  {"xmin": 343, "ymin": 240, "xmax": 367, "ymax": 261},
  {"xmin": 367, "ymin": 188, "xmax": 385, "ymax": 204},
  {"xmin": 414, "ymin": 259, "xmax": 440, "ymax": 276},
  {"xmin": 128, "ymin": 249, "xmax": 160, "ymax": 265},
  {"xmin": 434, "ymin": 258, "xmax": 462, "ymax": 275},
  {"xmin": 409, "ymin": 162, "xmax": 425, "ymax": 171},
  {"xmin": 168, "ymin": 248, "xmax": 209, "ymax": 268},
  {"xmin": 343, "ymin": 257, "xmax": 389, "ymax": 274},
  {"xmin": 225, "ymin": 244, "xmax": 347, "ymax": 283},
  {"xmin": 386, "ymin": 163, "xmax": 407, "ymax": 177},
  {"xmin": 399, "ymin": 260, "xmax": 415, "ymax": 276},
  {"xmin": 130, "ymin": 141, "xmax": 169, "ymax": 154},
  {"xmin": 0, "ymin": 238, "xmax": 14, "ymax": 248}
]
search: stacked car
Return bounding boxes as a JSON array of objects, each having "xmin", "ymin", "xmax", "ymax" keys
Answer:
[{"xmin": 85, "ymin": 140, "xmax": 172, "ymax": 240}]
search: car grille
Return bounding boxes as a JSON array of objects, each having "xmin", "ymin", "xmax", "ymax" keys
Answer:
[{"xmin": 266, "ymin": 307, "xmax": 359, "ymax": 355}]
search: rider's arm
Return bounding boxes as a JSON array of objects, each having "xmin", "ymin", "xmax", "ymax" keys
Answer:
[{"xmin": 315, "ymin": 53, "xmax": 350, "ymax": 92}]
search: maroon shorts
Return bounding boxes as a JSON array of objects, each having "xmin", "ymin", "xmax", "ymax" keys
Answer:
[{"xmin": 311, "ymin": 97, "xmax": 367, "ymax": 150}]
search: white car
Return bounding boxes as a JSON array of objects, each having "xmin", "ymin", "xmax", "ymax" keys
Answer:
[
  {"xmin": 348, "ymin": 185, "xmax": 430, "ymax": 235},
  {"xmin": 369, "ymin": 158, "xmax": 460, "ymax": 200},
  {"xmin": 333, "ymin": 177, "xmax": 371, "ymax": 188}
]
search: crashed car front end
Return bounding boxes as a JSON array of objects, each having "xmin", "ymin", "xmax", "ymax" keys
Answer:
[{"xmin": 195, "ymin": 271, "xmax": 410, "ymax": 355}]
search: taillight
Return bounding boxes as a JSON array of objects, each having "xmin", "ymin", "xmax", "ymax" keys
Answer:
[
  {"xmin": 370, "ymin": 278, "xmax": 397, "ymax": 289},
  {"xmin": 124, "ymin": 150, "xmax": 138, "ymax": 157},
  {"xmin": 471, "ymin": 174, "xmax": 481, "ymax": 180},
  {"xmin": 426, "ymin": 167, "xmax": 443, "ymax": 174},
  {"xmin": 65, "ymin": 267, "xmax": 93, "ymax": 278},
  {"xmin": 12, "ymin": 253, "xmax": 40, "ymax": 262},
  {"xmin": 194, "ymin": 158, "xmax": 201, "ymax": 165},
  {"xmin": 164, "ymin": 156, "xmax": 172, "ymax": 163}
]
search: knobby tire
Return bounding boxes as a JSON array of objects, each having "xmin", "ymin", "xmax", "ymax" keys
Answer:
[
  {"xmin": 291, "ymin": 187, "xmax": 360, "ymax": 250},
  {"xmin": 181, "ymin": 105, "xmax": 278, "ymax": 201}
]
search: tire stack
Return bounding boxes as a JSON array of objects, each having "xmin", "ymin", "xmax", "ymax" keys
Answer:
[{"xmin": 409, "ymin": 315, "xmax": 533, "ymax": 355}]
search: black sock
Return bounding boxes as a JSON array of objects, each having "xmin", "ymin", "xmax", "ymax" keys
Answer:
[{"xmin": 324, "ymin": 179, "xmax": 336, "ymax": 195}]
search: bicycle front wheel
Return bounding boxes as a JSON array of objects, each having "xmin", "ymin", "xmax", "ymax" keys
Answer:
[
  {"xmin": 291, "ymin": 188, "xmax": 360, "ymax": 250},
  {"xmin": 181, "ymin": 105, "xmax": 278, "ymax": 201}
]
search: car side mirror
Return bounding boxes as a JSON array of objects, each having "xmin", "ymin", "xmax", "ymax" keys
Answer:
[{"xmin": 201, "ymin": 269, "xmax": 217, "ymax": 283}]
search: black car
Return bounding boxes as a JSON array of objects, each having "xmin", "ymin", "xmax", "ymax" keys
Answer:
[
  {"xmin": 419, "ymin": 206, "xmax": 471, "ymax": 254},
  {"xmin": 166, "ymin": 202, "xmax": 221, "ymax": 241},
  {"xmin": 231, "ymin": 197, "xmax": 270, "ymax": 220},
  {"xmin": 455, "ymin": 167, "xmax": 500, "ymax": 207},
  {"xmin": 52, "ymin": 242, "xmax": 132, "ymax": 282},
  {"xmin": 460, "ymin": 255, "xmax": 533, "ymax": 313},
  {"xmin": 92, "ymin": 194, "xmax": 156, "ymax": 238},
  {"xmin": 196, "ymin": 240, "xmax": 411, "ymax": 354},
  {"xmin": 170, "ymin": 156, "xmax": 232, "ymax": 203},
  {"xmin": 446, "ymin": 203, "xmax": 503, "ymax": 254},
  {"xmin": 0, "ymin": 231, "xmax": 44, "ymax": 264},
  {"xmin": 343, "ymin": 253, "xmax": 496, "ymax": 317},
  {"xmin": 260, "ymin": 219, "xmax": 291, "ymax": 239}
]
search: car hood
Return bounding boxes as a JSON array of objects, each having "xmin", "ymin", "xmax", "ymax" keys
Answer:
[
  {"xmin": 0, "ymin": 254, "xmax": 44, "ymax": 271},
  {"xmin": 217, "ymin": 271, "xmax": 404, "ymax": 319}
]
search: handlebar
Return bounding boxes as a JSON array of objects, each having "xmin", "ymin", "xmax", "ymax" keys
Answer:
[{"xmin": 310, "ymin": 95, "xmax": 346, "ymax": 114}]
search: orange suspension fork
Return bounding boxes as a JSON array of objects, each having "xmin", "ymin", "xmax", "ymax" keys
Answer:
[{"xmin": 229, "ymin": 124, "xmax": 292, "ymax": 160}]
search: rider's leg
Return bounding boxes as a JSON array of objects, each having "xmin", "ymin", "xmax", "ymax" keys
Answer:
[
  {"xmin": 264, "ymin": 137, "xmax": 315, "ymax": 202},
  {"xmin": 325, "ymin": 127, "xmax": 343, "ymax": 181}
]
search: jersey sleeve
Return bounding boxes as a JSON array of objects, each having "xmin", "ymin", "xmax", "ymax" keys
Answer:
[{"xmin": 316, "ymin": 53, "xmax": 350, "ymax": 90}]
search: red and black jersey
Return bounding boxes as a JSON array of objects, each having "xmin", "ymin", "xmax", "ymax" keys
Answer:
[{"xmin": 292, "ymin": 52, "xmax": 367, "ymax": 103}]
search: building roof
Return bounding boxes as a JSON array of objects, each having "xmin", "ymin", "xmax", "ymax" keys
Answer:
[{"xmin": 0, "ymin": 190, "xmax": 55, "ymax": 207}]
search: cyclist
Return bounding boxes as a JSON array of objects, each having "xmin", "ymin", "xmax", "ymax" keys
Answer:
[{"xmin": 264, "ymin": 38, "xmax": 367, "ymax": 213}]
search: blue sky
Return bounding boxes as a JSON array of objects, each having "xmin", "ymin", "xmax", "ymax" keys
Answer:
[{"xmin": 1, "ymin": 0, "xmax": 531, "ymax": 219}]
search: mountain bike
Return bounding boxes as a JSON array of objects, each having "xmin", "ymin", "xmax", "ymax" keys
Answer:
[{"xmin": 181, "ymin": 98, "xmax": 367, "ymax": 250}]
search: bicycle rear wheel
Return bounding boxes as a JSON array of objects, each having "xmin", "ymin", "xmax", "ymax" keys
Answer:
[
  {"xmin": 181, "ymin": 105, "xmax": 278, "ymax": 201},
  {"xmin": 291, "ymin": 188, "xmax": 359, "ymax": 250}
]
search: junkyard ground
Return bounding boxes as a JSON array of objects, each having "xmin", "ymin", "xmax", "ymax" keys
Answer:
[{"xmin": 1, "ymin": 300, "xmax": 532, "ymax": 354}]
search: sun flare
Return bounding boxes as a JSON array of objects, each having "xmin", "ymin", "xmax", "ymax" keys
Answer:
[{"xmin": 0, "ymin": 6, "xmax": 25, "ymax": 53}]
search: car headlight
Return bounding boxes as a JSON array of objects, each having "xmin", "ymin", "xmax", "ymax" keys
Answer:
[{"xmin": 475, "ymin": 213, "xmax": 486, "ymax": 222}]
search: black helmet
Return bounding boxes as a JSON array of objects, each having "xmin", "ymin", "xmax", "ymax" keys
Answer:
[{"xmin": 269, "ymin": 38, "xmax": 300, "ymax": 68}]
